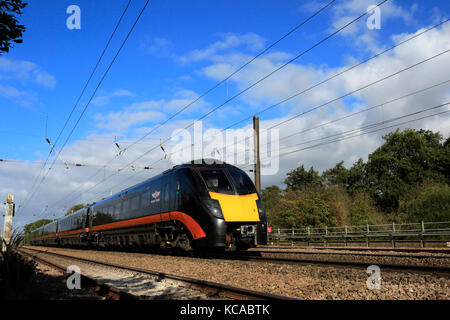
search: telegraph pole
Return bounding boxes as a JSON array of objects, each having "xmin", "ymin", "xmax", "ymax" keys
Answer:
[
  {"xmin": 2, "ymin": 194, "xmax": 15, "ymax": 252},
  {"xmin": 253, "ymin": 116, "xmax": 261, "ymax": 194}
]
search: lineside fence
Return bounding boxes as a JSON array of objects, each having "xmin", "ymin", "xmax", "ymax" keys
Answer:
[{"xmin": 267, "ymin": 221, "xmax": 450, "ymax": 248}]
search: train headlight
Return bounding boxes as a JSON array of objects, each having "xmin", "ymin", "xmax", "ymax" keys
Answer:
[{"xmin": 203, "ymin": 199, "xmax": 224, "ymax": 219}]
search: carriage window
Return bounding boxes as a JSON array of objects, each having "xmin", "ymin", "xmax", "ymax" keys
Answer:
[
  {"xmin": 131, "ymin": 196, "xmax": 140, "ymax": 210},
  {"xmin": 142, "ymin": 191, "xmax": 151, "ymax": 207},
  {"xmin": 200, "ymin": 169, "xmax": 233, "ymax": 194},
  {"xmin": 123, "ymin": 199, "xmax": 130, "ymax": 212},
  {"xmin": 164, "ymin": 183, "xmax": 170, "ymax": 202},
  {"xmin": 115, "ymin": 202, "xmax": 121, "ymax": 215}
]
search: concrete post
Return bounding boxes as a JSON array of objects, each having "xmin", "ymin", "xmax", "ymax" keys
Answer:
[{"xmin": 2, "ymin": 194, "xmax": 14, "ymax": 252}]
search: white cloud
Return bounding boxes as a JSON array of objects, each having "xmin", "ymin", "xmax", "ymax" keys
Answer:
[
  {"xmin": 92, "ymin": 88, "xmax": 135, "ymax": 106},
  {"xmin": 95, "ymin": 109, "xmax": 164, "ymax": 131},
  {"xmin": 0, "ymin": 57, "xmax": 56, "ymax": 88},
  {"xmin": 326, "ymin": 0, "xmax": 419, "ymax": 52},
  {"xmin": 178, "ymin": 33, "xmax": 266, "ymax": 64},
  {"xmin": 141, "ymin": 36, "xmax": 174, "ymax": 57},
  {"xmin": 189, "ymin": 21, "xmax": 450, "ymax": 187},
  {"xmin": 0, "ymin": 84, "xmax": 37, "ymax": 107},
  {"xmin": 4, "ymin": 18, "xmax": 450, "ymax": 231}
]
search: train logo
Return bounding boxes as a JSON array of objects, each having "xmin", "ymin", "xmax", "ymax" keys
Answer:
[{"xmin": 151, "ymin": 191, "xmax": 160, "ymax": 203}]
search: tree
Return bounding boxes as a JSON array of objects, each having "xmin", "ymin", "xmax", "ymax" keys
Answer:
[
  {"xmin": 23, "ymin": 219, "xmax": 52, "ymax": 234},
  {"xmin": 348, "ymin": 192, "xmax": 385, "ymax": 226},
  {"xmin": 0, "ymin": 0, "xmax": 28, "ymax": 54},
  {"xmin": 365, "ymin": 129, "xmax": 448, "ymax": 212},
  {"xmin": 268, "ymin": 186, "xmax": 348, "ymax": 229},
  {"xmin": 346, "ymin": 158, "xmax": 368, "ymax": 195},
  {"xmin": 399, "ymin": 181, "xmax": 450, "ymax": 222},
  {"xmin": 261, "ymin": 185, "xmax": 283, "ymax": 213},
  {"xmin": 284, "ymin": 165, "xmax": 321, "ymax": 190},
  {"xmin": 65, "ymin": 204, "xmax": 85, "ymax": 216},
  {"xmin": 322, "ymin": 160, "xmax": 348, "ymax": 188},
  {"xmin": 23, "ymin": 219, "xmax": 52, "ymax": 243}
]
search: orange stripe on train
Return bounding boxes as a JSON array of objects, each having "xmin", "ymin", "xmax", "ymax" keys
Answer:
[
  {"xmin": 90, "ymin": 211, "xmax": 206, "ymax": 240},
  {"xmin": 31, "ymin": 212, "xmax": 206, "ymax": 241}
]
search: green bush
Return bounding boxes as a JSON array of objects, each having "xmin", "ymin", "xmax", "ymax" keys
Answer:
[
  {"xmin": 348, "ymin": 192, "xmax": 385, "ymax": 226},
  {"xmin": 399, "ymin": 181, "xmax": 450, "ymax": 222},
  {"xmin": 267, "ymin": 186, "xmax": 349, "ymax": 228}
]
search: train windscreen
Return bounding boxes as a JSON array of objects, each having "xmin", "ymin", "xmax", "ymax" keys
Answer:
[
  {"xmin": 199, "ymin": 169, "xmax": 233, "ymax": 194},
  {"xmin": 227, "ymin": 168, "xmax": 256, "ymax": 195}
]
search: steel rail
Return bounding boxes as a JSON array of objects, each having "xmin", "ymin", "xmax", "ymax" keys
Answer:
[
  {"xmin": 220, "ymin": 253, "xmax": 450, "ymax": 276},
  {"xmin": 20, "ymin": 246, "xmax": 298, "ymax": 300},
  {"xmin": 262, "ymin": 246, "xmax": 450, "ymax": 255},
  {"xmin": 17, "ymin": 248, "xmax": 138, "ymax": 300},
  {"xmin": 250, "ymin": 249, "xmax": 450, "ymax": 260}
]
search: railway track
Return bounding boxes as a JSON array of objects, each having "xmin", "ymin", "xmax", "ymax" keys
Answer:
[
  {"xmin": 250, "ymin": 249, "xmax": 450, "ymax": 260},
  {"xmin": 18, "ymin": 248, "xmax": 138, "ymax": 300},
  {"xmin": 18, "ymin": 247, "xmax": 297, "ymax": 300},
  {"xmin": 262, "ymin": 245, "xmax": 450, "ymax": 255},
  {"xmin": 219, "ymin": 251, "xmax": 450, "ymax": 276}
]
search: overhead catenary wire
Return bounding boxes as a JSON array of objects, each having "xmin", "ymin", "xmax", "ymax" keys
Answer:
[
  {"xmin": 260, "ymin": 102, "xmax": 450, "ymax": 158},
  {"xmin": 0, "ymin": 158, "xmax": 157, "ymax": 170},
  {"xmin": 17, "ymin": 0, "xmax": 133, "ymax": 216},
  {"xmin": 40, "ymin": 102, "xmax": 450, "ymax": 220},
  {"xmin": 153, "ymin": 49, "xmax": 450, "ymax": 171},
  {"xmin": 43, "ymin": 45, "xmax": 445, "ymax": 219},
  {"xmin": 154, "ymin": 19, "xmax": 450, "ymax": 163},
  {"xmin": 67, "ymin": 0, "xmax": 390, "ymax": 195},
  {"xmin": 41, "ymin": 0, "xmax": 382, "ymax": 213},
  {"xmin": 41, "ymin": 167, "xmax": 150, "ymax": 220},
  {"xmin": 273, "ymin": 79, "xmax": 450, "ymax": 145},
  {"xmin": 46, "ymin": 0, "xmax": 341, "ymax": 204},
  {"xmin": 45, "ymin": 3, "xmax": 445, "ymax": 218},
  {"xmin": 30, "ymin": 1, "xmax": 446, "ymax": 222},
  {"xmin": 244, "ymin": 104, "xmax": 450, "ymax": 168},
  {"xmin": 19, "ymin": 0, "xmax": 151, "ymax": 216},
  {"xmin": 110, "ymin": 0, "xmax": 339, "ymax": 156},
  {"xmin": 232, "ymin": 79, "xmax": 450, "ymax": 157}
]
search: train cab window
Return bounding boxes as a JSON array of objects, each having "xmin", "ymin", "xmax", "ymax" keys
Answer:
[
  {"xmin": 199, "ymin": 169, "xmax": 233, "ymax": 194},
  {"xmin": 227, "ymin": 168, "xmax": 256, "ymax": 195},
  {"xmin": 131, "ymin": 196, "xmax": 140, "ymax": 210}
]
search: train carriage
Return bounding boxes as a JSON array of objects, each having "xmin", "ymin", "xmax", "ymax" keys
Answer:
[{"xmin": 30, "ymin": 160, "xmax": 267, "ymax": 252}]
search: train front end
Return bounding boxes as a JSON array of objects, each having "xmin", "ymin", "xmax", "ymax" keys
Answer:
[{"xmin": 193, "ymin": 162, "xmax": 268, "ymax": 250}]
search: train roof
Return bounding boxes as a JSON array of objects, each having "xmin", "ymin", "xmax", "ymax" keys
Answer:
[{"xmin": 87, "ymin": 159, "xmax": 245, "ymax": 207}]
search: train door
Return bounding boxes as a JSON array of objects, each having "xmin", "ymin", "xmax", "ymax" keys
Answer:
[
  {"xmin": 82, "ymin": 208, "xmax": 89, "ymax": 234},
  {"xmin": 175, "ymin": 174, "xmax": 181, "ymax": 210},
  {"xmin": 161, "ymin": 174, "xmax": 172, "ymax": 213}
]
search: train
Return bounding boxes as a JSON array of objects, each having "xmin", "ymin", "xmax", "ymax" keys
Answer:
[{"xmin": 29, "ymin": 160, "xmax": 268, "ymax": 252}]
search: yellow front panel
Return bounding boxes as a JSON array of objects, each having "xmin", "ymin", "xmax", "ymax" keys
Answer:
[{"xmin": 209, "ymin": 192, "xmax": 260, "ymax": 222}]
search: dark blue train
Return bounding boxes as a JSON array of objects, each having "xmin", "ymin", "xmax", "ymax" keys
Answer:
[{"xmin": 30, "ymin": 160, "xmax": 268, "ymax": 251}]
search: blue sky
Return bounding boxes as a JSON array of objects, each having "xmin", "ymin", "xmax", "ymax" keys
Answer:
[{"xmin": 0, "ymin": 0, "xmax": 449, "ymax": 227}]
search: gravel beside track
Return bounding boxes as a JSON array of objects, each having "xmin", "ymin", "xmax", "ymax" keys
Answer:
[
  {"xmin": 31, "ymin": 261, "xmax": 103, "ymax": 300},
  {"xmin": 261, "ymin": 245, "xmax": 450, "ymax": 254},
  {"xmin": 248, "ymin": 248, "xmax": 450, "ymax": 268},
  {"xmin": 20, "ymin": 248, "xmax": 217, "ymax": 300},
  {"xmin": 25, "ymin": 246, "xmax": 449, "ymax": 300}
]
